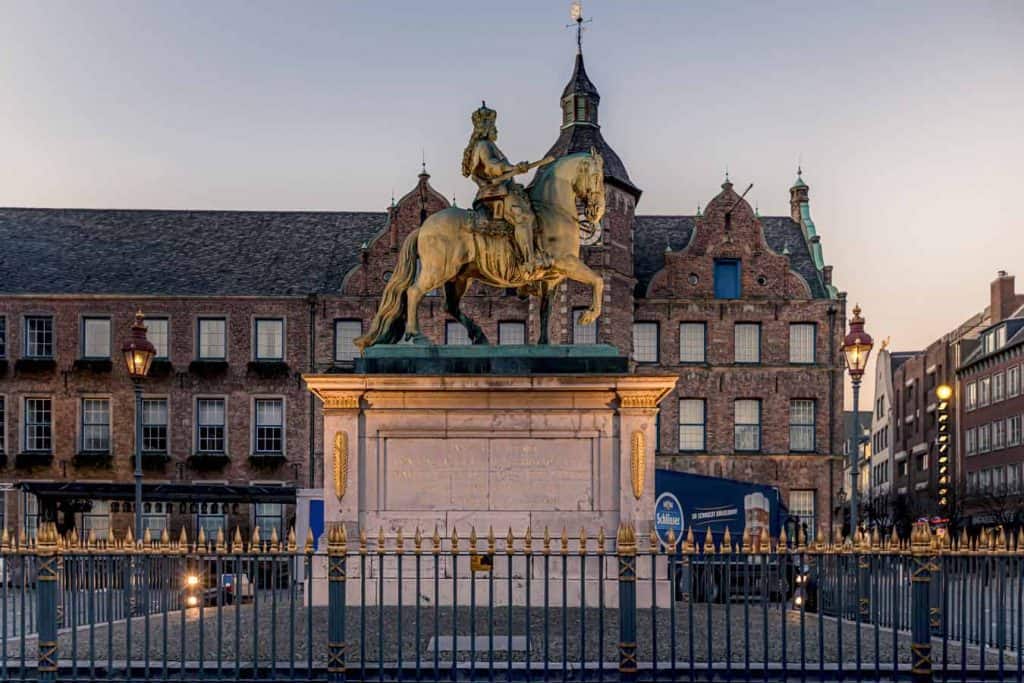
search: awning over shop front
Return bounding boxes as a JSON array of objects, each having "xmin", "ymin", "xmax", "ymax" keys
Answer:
[{"xmin": 17, "ymin": 481, "xmax": 296, "ymax": 504}]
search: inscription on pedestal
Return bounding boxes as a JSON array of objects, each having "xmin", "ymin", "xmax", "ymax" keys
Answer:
[{"xmin": 384, "ymin": 437, "xmax": 595, "ymax": 512}]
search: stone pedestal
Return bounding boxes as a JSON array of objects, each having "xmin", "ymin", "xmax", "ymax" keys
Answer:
[{"xmin": 303, "ymin": 364, "xmax": 676, "ymax": 605}]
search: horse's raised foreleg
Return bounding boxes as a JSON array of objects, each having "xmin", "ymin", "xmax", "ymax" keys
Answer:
[
  {"xmin": 445, "ymin": 275, "xmax": 489, "ymax": 345},
  {"xmin": 537, "ymin": 279, "xmax": 562, "ymax": 345},
  {"xmin": 555, "ymin": 255, "xmax": 603, "ymax": 326}
]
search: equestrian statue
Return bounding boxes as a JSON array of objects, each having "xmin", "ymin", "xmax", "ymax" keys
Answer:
[{"xmin": 354, "ymin": 102, "xmax": 606, "ymax": 350}]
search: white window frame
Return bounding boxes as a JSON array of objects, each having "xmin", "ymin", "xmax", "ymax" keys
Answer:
[
  {"xmin": 789, "ymin": 323, "xmax": 816, "ymax": 364},
  {"xmin": 81, "ymin": 501, "xmax": 111, "ymax": 541},
  {"xmin": 141, "ymin": 396, "xmax": 169, "ymax": 453},
  {"xmin": 789, "ymin": 490, "xmax": 816, "ymax": 542},
  {"xmin": 23, "ymin": 396, "xmax": 53, "ymax": 453},
  {"xmin": 252, "ymin": 396, "xmax": 285, "ymax": 455},
  {"xmin": 80, "ymin": 397, "xmax": 112, "ymax": 452},
  {"xmin": 1009, "ymin": 366, "xmax": 1021, "ymax": 398},
  {"xmin": 966, "ymin": 382, "xmax": 977, "ymax": 411},
  {"xmin": 632, "ymin": 322, "xmax": 659, "ymax": 363},
  {"xmin": 679, "ymin": 322, "xmax": 706, "ymax": 363},
  {"xmin": 196, "ymin": 317, "xmax": 227, "ymax": 360},
  {"xmin": 734, "ymin": 399, "xmax": 761, "ymax": 451},
  {"xmin": 965, "ymin": 427, "xmax": 977, "ymax": 456},
  {"xmin": 789, "ymin": 399, "xmax": 816, "ymax": 452},
  {"xmin": 445, "ymin": 321, "xmax": 471, "ymax": 346},
  {"xmin": 993, "ymin": 419, "xmax": 1006, "ymax": 450},
  {"xmin": 254, "ymin": 502, "xmax": 284, "ymax": 540},
  {"xmin": 979, "ymin": 377, "xmax": 991, "ymax": 407},
  {"xmin": 571, "ymin": 308, "xmax": 597, "ymax": 345},
  {"xmin": 334, "ymin": 319, "xmax": 362, "ymax": 362},
  {"xmin": 143, "ymin": 317, "xmax": 169, "ymax": 359},
  {"xmin": 993, "ymin": 372, "xmax": 1005, "ymax": 403},
  {"xmin": 81, "ymin": 316, "xmax": 111, "ymax": 359},
  {"xmin": 678, "ymin": 398, "xmax": 706, "ymax": 452},
  {"xmin": 195, "ymin": 396, "xmax": 228, "ymax": 454},
  {"xmin": 498, "ymin": 321, "xmax": 527, "ymax": 346},
  {"xmin": 24, "ymin": 315, "xmax": 54, "ymax": 358},
  {"xmin": 253, "ymin": 318, "xmax": 285, "ymax": 361},
  {"xmin": 1008, "ymin": 415, "xmax": 1022, "ymax": 447},
  {"xmin": 734, "ymin": 323, "xmax": 761, "ymax": 364}
]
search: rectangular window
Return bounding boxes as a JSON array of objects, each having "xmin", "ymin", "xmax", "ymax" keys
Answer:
[
  {"xmin": 734, "ymin": 399, "xmax": 761, "ymax": 451},
  {"xmin": 997, "ymin": 325, "xmax": 1008, "ymax": 348},
  {"xmin": 24, "ymin": 316, "xmax": 54, "ymax": 358},
  {"xmin": 713, "ymin": 259, "xmax": 741, "ymax": 299},
  {"xmin": 789, "ymin": 399, "xmax": 816, "ymax": 452},
  {"xmin": 143, "ymin": 512, "xmax": 168, "ymax": 537},
  {"xmin": 1008, "ymin": 366, "xmax": 1021, "ymax": 398},
  {"xmin": 572, "ymin": 308, "xmax": 597, "ymax": 344},
  {"xmin": 993, "ymin": 372, "xmax": 1005, "ymax": 403},
  {"xmin": 255, "ymin": 502, "xmax": 283, "ymax": 540},
  {"xmin": 1008, "ymin": 464, "xmax": 1022, "ymax": 493},
  {"xmin": 789, "ymin": 490, "xmax": 816, "ymax": 542},
  {"xmin": 142, "ymin": 398, "xmax": 168, "ymax": 452},
  {"xmin": 978, "ymin": 423, "xmax": 991, "ymax": 453},
  {"xmin": 197, "ymin": 510, "xmax": 225, "ymax": 540},
  {"xmin": 24, "ymin": 398, "xmax": 52, "ymax": 452},
  {"xmin": 0, "ymin": 316, "xmax": 6, "ymax": 357},
  {"xmin": 445, "ymin": 321, "xmax": 471, "ymax": 346},
  {"xmin": 81, "ymin": 398, "xmax": 111, "ymax": 452},
  {"xmin": 196, "ymin": 398, "xmax": 226, "ymax": 453},
  {"xmin": 678, "ymin": 399, "xmax": 706, "ymax": 451},
  {"xmin": 789, "ymin": 323, "xmax": 816, "ymax": 364},
  {"xmin": 0, "ymin": 396, "xmax": 5, "ymax": 454},
  {"xmin": 82, "ymin": 317, "xmax": 111, "ymax": 358},
  {"xmin": 22, "ymin": 493, "xmax": 39, "ymax": 541},
  {"xmin": 334, "ymin": 320, "xmax": 362, "ymax": 362},
  {"xmin": 979, "ymin": 377, "xmax": 991, "ymax": 407},
  {"xmin": 966, "ymin": 382, "xmax": 977, "ymax": 411},
  {"xmin": 993, "ymin": 419, "xmax": 1006, "ymax": 450},
  {"xmin": 254, "ymin": 318, "xmax": 284, "ymax": 360},
  {"xmin": 254, "ymin": 398, "xmax": 284, "ymax": 454},
  {"xmin": 734, "ymin": 323, "xmax": 760, "ymax": 363},
  {"xmin": 144, "ymin": 318, "xmax": 169, "ymax": 358},
  {"xmin": 1008, "ymin": 415, "xmax": 1022, "ymax": 447},
  {"xmin": 679, "ymin": 323, "xmax": 706, "ymax": 363},
  {"xmin": 632, "ymin": 322, "xmax": 658, "ymax": 363},
  {"xmin": 197, "ymin": 318, "xmax": 226, "ymax": 359},
  {"xmin": 82, "ymin": 501, "xmax": 110, "ymax": 541},
  {"xmin": 966, "ymin": 427, "xmax": 977, "ymax": 456},
  {"xmin": 498, "ymin": 321, "xmax": 526, "ymax": 345}
]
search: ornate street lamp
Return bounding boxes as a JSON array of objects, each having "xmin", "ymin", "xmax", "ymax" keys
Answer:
[
  {"xmin": 122, "ymin": 311, "xmax": 156, "ymax": 539},
  {"xmin": 842, "ymin": 304, "xmax": 874, "ymax": 539}
]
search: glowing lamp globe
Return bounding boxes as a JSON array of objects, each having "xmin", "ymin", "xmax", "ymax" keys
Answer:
[
  {"xmin": 122, "ymin": 311, "xmax": 156, "ymax": 379},
  {"xmin": 936, "ymin": 384, "xmax": 953, "ymax": 401},
  {"xmin": 842, "ymin": 305, "xmax": 874, "ymax": 381}
]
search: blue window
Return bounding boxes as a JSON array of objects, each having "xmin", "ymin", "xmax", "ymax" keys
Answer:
[{"xmin": 714, "ymin": 259, "xmax": 741, "ymax": 299}]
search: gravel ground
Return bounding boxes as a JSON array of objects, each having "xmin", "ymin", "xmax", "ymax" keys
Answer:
[{"xmin": 3, "ymin": 602, "xmax": 1017, "ymax": 669}]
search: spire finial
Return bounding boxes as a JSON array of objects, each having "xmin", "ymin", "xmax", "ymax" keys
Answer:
[
  {"xmin": 569, "ymin": 2, "xmax": 590, "ymax": 54},
  {"xmin": 421, "ymin": 149, "xmax": 426, "ymax": 175}
]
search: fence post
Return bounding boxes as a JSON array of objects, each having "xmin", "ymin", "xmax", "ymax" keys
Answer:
[
  {"xmin": 617, "ymin": 522, "xmax": 637, "ymax": 682},
  {"xmin": 909, "ymin": 522, "xmax": 934, "ymax": 683},
  {"xmin": 327, "ymin": 523, "xmax": 348, "ymax": 682},
  {"xmin": 36, "ymin": 522, "xmax": 59, "ymax": 682}
]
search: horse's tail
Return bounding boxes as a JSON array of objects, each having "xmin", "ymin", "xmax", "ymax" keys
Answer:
[{"xmin": 354, "ymin": 227, "xmax": 420, "ymax": 350}]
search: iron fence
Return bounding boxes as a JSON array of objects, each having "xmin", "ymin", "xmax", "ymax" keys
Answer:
[{"xmin": 0, "ymin": 521, "xmax": 1020, "ymax": 681}]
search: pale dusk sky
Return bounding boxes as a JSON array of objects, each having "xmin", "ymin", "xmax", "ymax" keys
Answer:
[{"xmin": 1, "ymin": 1, "xmax": 1022, "ymax": 402}]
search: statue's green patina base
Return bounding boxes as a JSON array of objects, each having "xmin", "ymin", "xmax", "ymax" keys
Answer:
[{"xmin": 353, "ymin": 344, "xmax": 626, "ymax": 375}]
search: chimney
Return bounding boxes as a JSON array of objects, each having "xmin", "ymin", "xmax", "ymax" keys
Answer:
[{"xmin": 990, "ymin": 270, "xmax": 1017, "ymax": 324}]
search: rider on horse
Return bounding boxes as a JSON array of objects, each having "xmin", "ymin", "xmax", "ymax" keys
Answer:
[{"xmin": 461, "ymin": 102, "xmax": 549, "ymax": 274}]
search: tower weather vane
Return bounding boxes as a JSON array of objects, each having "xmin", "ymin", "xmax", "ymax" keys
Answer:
[{"xmin": 568, "ymin": 1, "xmax": 592, "ymax": 53}]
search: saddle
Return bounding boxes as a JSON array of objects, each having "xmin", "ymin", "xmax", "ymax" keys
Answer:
[{"xmin": 470, "ymin": 188, "xmax": 514, "ymax": 237}]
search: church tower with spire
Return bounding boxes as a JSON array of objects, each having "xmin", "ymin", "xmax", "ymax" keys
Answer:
[{"xmin": 543, "ymin": 3, "xmax": 640, "ymax": 349}]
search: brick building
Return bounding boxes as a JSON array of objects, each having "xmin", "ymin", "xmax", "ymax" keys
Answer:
[
  {"xmin": 0, "ymin": 48, "xmax": 846, "ymax": 541},
  {"xmin": 958, "ymin": 271, "xmax": 1024, "ymax": 530}
]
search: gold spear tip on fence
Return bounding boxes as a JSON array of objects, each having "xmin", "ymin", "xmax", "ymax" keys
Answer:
[
  {"xmin": 160, "ymin": 528, "xmax": 170, "ymax": 550},
  {"xmin": 597, "ymin": 526, "xmax": 606, "ymax": 552},
  {"xmin": 778, "ymin": 527, "xmax": 788, "ymax": 551},
  {"xmin": 505, "ymin": 527, "xmax": 513, "ymax": 553},
  {"xmin": 469, "ymin": 526, "xmax": 478, "ymax": 548},
  {"xmin": 580, "ymin": 527, "xmax": 588, "ymax": 552},
  {"xmin": 450, "ymin": 525, "xmax": 460, "ymax": 550},
  {"xmin": 304, "ymin": 527, "xmax": 315, "ymax": 554},
  {"xmin": 870, "ymin": 527, "xmax": 880, "ymax": 550},
  {"xmin": 616, "ymin": 521, "xmax": 635, "ymax": 548},
  {"xmin": 561, "ymin": 526, "xmax": 569, "ymax": 554},
  {"xmin": 684, "ymin": 527, "xmax": 695, "ymax": 554},
  {"xmin": 431, "ymin": 525, "xmax": 441, "ymax": 548},
  {"xmin": 544, "ymin": 526, "xmax": 552, "ymax": 552},
  {"xmin": 396, "ymin": 526, "xmax": 404, "ymax": 550},
  {"xmin": 758, "ymin": 527, "xmax": 769, "ymax": 553},
  {"xmin": 721, "ymin": 527, "xmax": 733, "ymax": 554},
  {"xmin": 666, "ymin": 527, "xmax": 676, "ymax": 549},
  {"xmin": 890, "ymin": 528, "xmax": 900, "ymax": 551},
  {"xmin": 703, "ymin": 527, "xmax": 715, "ymax": 554},
  {"xmin": 271, "ymin": 526, "xmax": 280, "ymax": 551},
  {"xmin": 377, "ymin": 527, "xmax": 385, "ymax": 551},
  {"xmin": 524, "ymin": 527, "xmax": 534, "ymax": 553}
]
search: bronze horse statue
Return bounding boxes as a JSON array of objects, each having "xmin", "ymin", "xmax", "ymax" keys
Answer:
[{"xmin": 355, "ymin": 149, "xmax": 606, "ymax": 349}]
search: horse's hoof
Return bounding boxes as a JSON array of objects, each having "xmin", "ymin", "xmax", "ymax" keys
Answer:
[{"xmin": 402, "ymin": 333, "xmax": 431, "ymax": 345}]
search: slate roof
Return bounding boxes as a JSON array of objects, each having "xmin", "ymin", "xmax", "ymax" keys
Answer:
[
  {"xmin": 0, "ymin": 207, "xmax": 827, "ymax": 300},
  {"xmin": 959, "ymin": 318, "xmax": 1024, "ymax": 369},
  {"xmin": 545, "ymin": 123, "xmax": 640, "ymax": 199},
  {"xmin": 561, "ymin": 53, "xmax": 600, "ymax": 101},
  {"xmin": 633, "ymin": 215, "xmax": 828, "ymax": 299},
  {"xmin": 0, "ymin": 208, "xmax": 385, "ymax": 296}
]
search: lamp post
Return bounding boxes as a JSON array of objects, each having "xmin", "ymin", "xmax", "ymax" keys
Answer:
[
  {"xmin": 842, "ymin": 304, "xmax": 874, "ymax": 540},
  {"xmin": 122, "ymin": 311, "xmax": 156, "ymax": 540}
]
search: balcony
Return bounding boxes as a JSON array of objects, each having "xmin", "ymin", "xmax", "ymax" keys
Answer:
[
  {"xmin": 15, "ymin": 357, "xmax": 56, "ymax": 374},
  {"xmin": 73, "ymin": 358, "xmax": 113, "ymax": 374},
  {"xmin": 188, "ymin": 360, "xmax": 229, "ymax": 377},
  {"xmin": 73, "ymin": 450, "xmax": 113, "ymax": 467},
  {"xmin": 188, "ymin": 451, "xmax": 230, "ymax": 470},
  {"xmin": 246, "ymin": 360, "xmax": 291, "ymax": 380},
  {"xmin": 15, "ymin": 451, "xmax": 53, "ymax": 468},
  {"xmin": 249, "ymin": 451, "xmax": 286, "ymax": 467}
]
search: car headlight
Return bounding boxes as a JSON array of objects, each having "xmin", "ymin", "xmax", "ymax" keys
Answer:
[
  {"xmin": 186, "ymin": 595, "xmax": 199, "ymax": 607},
  {"xmin": 185, "ymin": 574, "xmax": 200, "ymax": 587}
]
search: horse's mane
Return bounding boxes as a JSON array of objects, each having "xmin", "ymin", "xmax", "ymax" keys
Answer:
[{"xmin": 526, "ymin": 152, "xmax": 586, "ymax": 193}]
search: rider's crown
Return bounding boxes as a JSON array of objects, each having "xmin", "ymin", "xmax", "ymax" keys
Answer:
[{"xmin": 472, "ymin": 101, "xmax": 497, "ymax": 129}]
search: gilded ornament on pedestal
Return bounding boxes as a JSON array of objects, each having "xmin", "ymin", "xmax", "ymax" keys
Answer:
[
  {"xmin": 630, "ymin": 430, "xmax": 645, "ymax": 499},
  {"xmin": 333, "ymin": 431, "xmax": 348, "ymax": 500}
]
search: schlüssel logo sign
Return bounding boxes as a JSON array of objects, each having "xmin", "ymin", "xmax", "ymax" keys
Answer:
[{"xmin": 654, "ymin": 492, "xmax": 684, "ymax": 547}]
